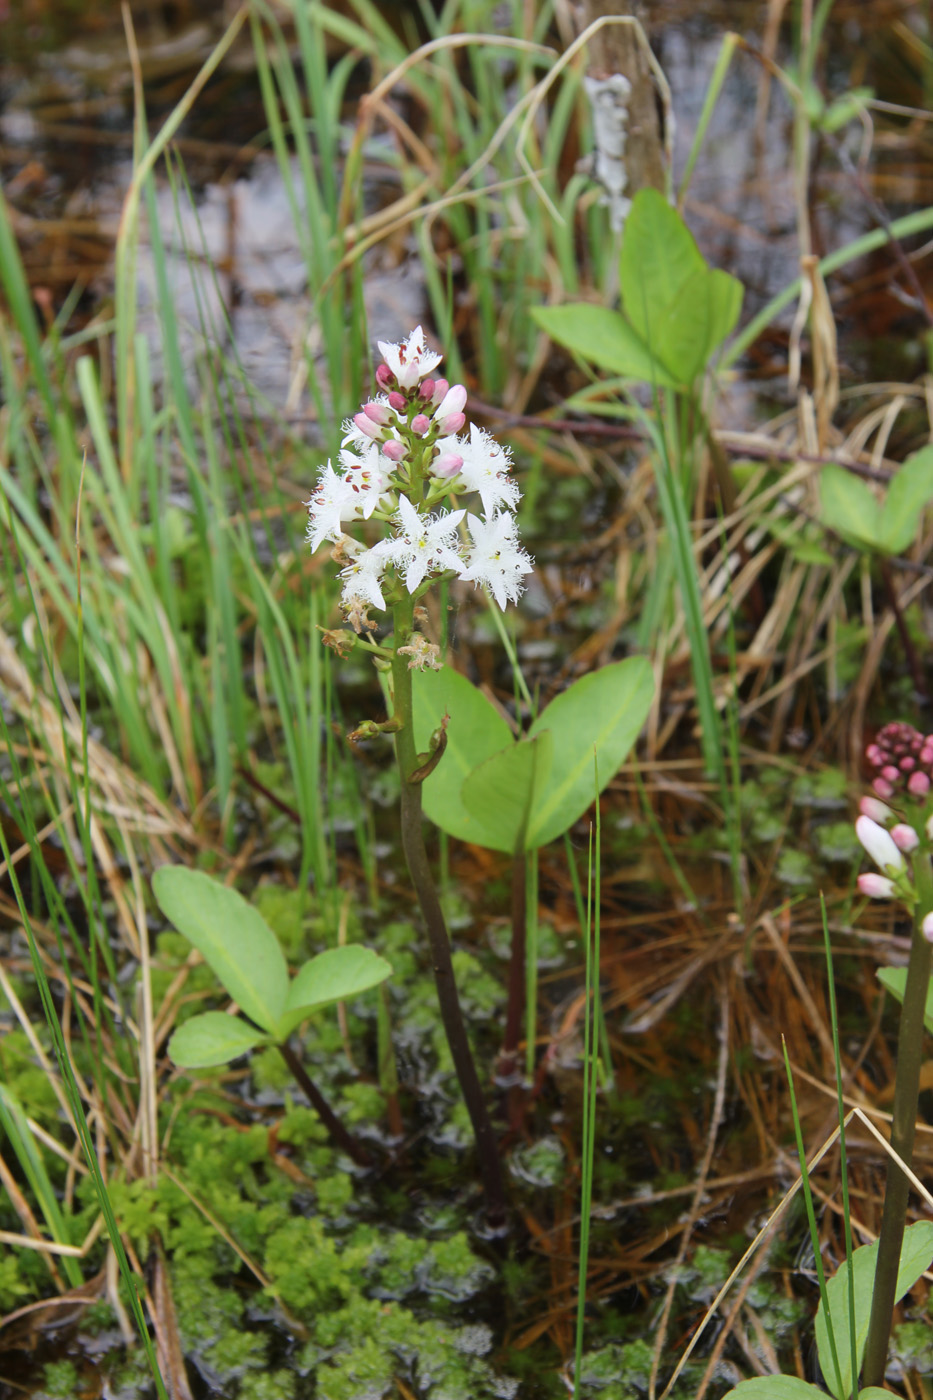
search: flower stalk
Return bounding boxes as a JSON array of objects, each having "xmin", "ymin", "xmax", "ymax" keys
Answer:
[
  {"xmin": 861, "ymin": 852, "xmax": 933, "ymax": 1387},
  {"xmin": 854, "ymin": 723, "xmax": 933, "ymax": 1386},
  {"xmin": 390, "ymin": 593, "xmax": 507, "ymax": 1225}
]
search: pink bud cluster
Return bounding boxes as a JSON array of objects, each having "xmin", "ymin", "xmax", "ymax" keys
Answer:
[
  {"xmin": 866, "ymin": 722, "xmax": 933, "ymax": 799},
  {"xmin": 855, "ymin": 726, "xmax": 933, "ymax": 938}
]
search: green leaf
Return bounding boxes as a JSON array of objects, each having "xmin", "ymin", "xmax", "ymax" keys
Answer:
[
  {"xmin": 461, "ymin": 732, "xmax": 553, "ymax": 855},
  {"xmin": 168, "ymin": 1012, "xmax": 271, "ymax": 1068},
  {"xmin": 531, "ymin": 304, "xmax": 680, "ymax": 387},
  {"xmin": 525, "ymin": 657, "xmax": 654, "ymax": 849},
  {"xmin": 650, "ymin": 266, "xmax": 717, "ymax": 383},
  {"xmin": 859, "ymin": 1390, "xmax": 901, "ymax": 1400},
  {"xmin": 412, "ymin": 666, "xmax": 513, "ymax": 846},
  {"xmin": 878, "ymin": 446, "xmax": 933, "ymax": 555},
  {"xmin": 705, "ymin": 267, "xmax": 744, "ymax": 358},
  {"xmin": 876, "ymin": 966, "xmax": 933, "ymax": 1034},
  {"xmin": 152, "ymin": 866, "xmax": 288, "ymax": 1034},
  {"xmin": 815, "ymin": 1222, "xmax": 933, "ymax": 1399},
  {"xmin": 719, "ymin": 1380, "xmax": 827, "ymax": 1400},
  {"xmin": 276, "ymin": 946, "xmax": 393, "ymax": 1039},
  {"xmin": 620, "ymin": 188, "xmax": 706, "ymax": 348},
  {"xmin": 819, "ymin": 465, "xmax": 882, "ymax": 551}
]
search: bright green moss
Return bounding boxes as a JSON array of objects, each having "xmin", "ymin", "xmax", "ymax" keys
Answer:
[{"xmin": 41, "ymin": 1360, "xmax": 80, "ymax": 1398}]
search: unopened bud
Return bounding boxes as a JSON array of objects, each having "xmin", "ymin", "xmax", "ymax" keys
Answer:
[
  {"xmin": 434, "ymin": 452, "xmax": 463, "ymax": 478},
  {"xmin": 430, "ymin": 378, "xmax": 449, "ymax": 404},
  {"xmin": 382, "ymin": 439, "xmax": 407, "ymax": 463},
  {"xmin": 387, "ymin": 391, "xmax": 407, "ymax": 412},
  {"xmin": 856, "ymin": 815, "xmax": 906, "ymax": 874},
  {"xmin": 908, "ymin": 771, "xmax": 931, "ymax": 797},
  {"xmin": 859, "ymin": 796, "xmax": 894, "ymax": 824},
  {"xmin": 363, "ymin": 401, "xmax": 390, "ymax": 425},
  {"xmin": 891, "ymin": 823, "xmax": 920, "ymax": 853},
  {"xmin": 419, "ymin": 378, "xmax": 436, "ymax": 401},
  {"xmin": 411, "ymin": 413, "xmax": 431, "ymax": 436},
  {"xmin": 375, "ymin": 363, "xmax": 395, "ymax": 389},
  {"xmin": 353, "ymin": 412, "xmax": 382, "ymax": 441},
  {"xmin": 857, "ymin": 873, "xmax": 896, "ymax": 899},
  {"xmin": 435, "ymin": 384, "xmax": 467, "ymax": 418},
  {"xmin": 437, "ymin": 411, "xmax": 466, "ymax": 435}
]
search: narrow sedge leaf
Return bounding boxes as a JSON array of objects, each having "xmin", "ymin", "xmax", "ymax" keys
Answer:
[
  {"xmin": 531, "ymin": 304, "xmax": 681, "ymax": 388},
  {"xmin": 719, "ymin": 1380, "xmax": 828, "ymax": 1400},
  {"xmin": 878, "ymin": 446, "xmax": 933, "ymax": 556},
  {"xmin": 819, "ymin": 465, "xmax": 882, "ymax": 551},
  {"xmin": 168, "ymin": 1012, "xmax": 271, "ymax": 1068},
  {"xmin": 152, "ymin": 866, "xmax": 288, "ymax": 1034},
  {"xmin": 815, "ymin": 1222, "xmax": 933, "ymax": 1399},
  {"xmin": 276, "ymin": 946, "xmax": 393, "ymax": 1039},
  {"xmin": 412, "ymin": 666, "xmax": 514, "ymax": 845},
  {"xmin": 525, "ymin": 657, "xmax": 654, "ymax": 850},
  {"xmin": 461, "ymin": 731, "xmax": 553, "ymax": 855},
  {"xmin": 876, "ymin": 966, "xmax": 933, "ymax": 1034}
]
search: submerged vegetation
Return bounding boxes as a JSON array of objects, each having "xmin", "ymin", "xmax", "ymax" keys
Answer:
[{"xmin": 2, "ymin": 0, "xmax": 933, "ymax": 1396}]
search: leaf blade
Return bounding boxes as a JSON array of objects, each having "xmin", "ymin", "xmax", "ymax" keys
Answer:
[
  {"xmin": 168, "ymin": 1012, "xmax": 271, "ymax": 1068},
  {"xmin": 277, "ymin": 946, "xmax": 393, "ymax": 1038},
  {"xmin": 152, "ymin": 866, "xmax": 289, "ymax": 1033},
  {"xmin": 525, "ymin": 657, "xmax": 654, "ymax": 849},
  {"xmin": 532, "ymin": 304, "xmax": 681, "ymax": 387},
  {"xmin": 815, "ymin": 1222, "xmax": 933, "ymax": 1398},
  {"xmin": 461, "ymin": 732, "xmax": 553, "ymax": 854},
  {"xmin": 412, "ymin": 666, "xmax": 514, "ymax": 845}
]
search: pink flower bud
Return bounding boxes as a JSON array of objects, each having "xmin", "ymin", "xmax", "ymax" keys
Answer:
[
  {"xmin": 859, "ymin": 796, "xmax": 894, "ymax": 824},
  {"xmin": 419, "ymin": 378, "xmax": 436, "ymax": 401},
  {"xmin": 353, "ymin": 412, "xmax": 382, "ymax": 441},
  {"xmin": 387, "ymin": 391, "xmax": 407, "ymax": 413},
  {"xmin": 923, "ymin": 911, "xmax": 933, "ymax": 942},
  {"xmin": 381, "ymin": 439, "xmax": 407, "ymax": 463},
  {"xmin": 866, "ymin": 744, "xmax": 883, "ymax": 766},
  {"xmin": 430, "ymin": 378, "xmax": 449, "ymax": 405},
  {"xmin": 437, "ymin": 410, "xmax": 466, "ymax": 436},
  {"xmin": 908, "ymin": 771, "xmax": 931, "ymax": 797},
  {"xmin": 411, "ymin": 413, "xmax": 431, "ymax": 436},
  {"xmin": 881, "ymin": 765, "xmax": 900, "ymax": 784},
  {"xmin": 363, "ymin": 401, "xmax": 390, "ymax": 425},
  {"xmin": 902, "ymin": 756, "xmax": 916, "ymax": 771},
  {"xmin": 891, "ymin": 823, "xmax": 920, "ymax": 853},
  {"xmin": 873, "ymin": 778, "xmax": 895, "ymax": 799},
  {"xmin": 856, "ymin": 815, "xmax": 906, "ymax": 874},
  {"xmin": 375, "ymin": 363, "xmax": 395, "ymax": 389},
  {"xmin": 435, "ymin": 384, "xmax": 467, "ymax": 419},
  {"xmin": 857, "ymin": 873, "xmax": 896, "ymax": 899},
  {"xmin": 434, "ymin": 451, "xmax": 463, "ymax": 477}
]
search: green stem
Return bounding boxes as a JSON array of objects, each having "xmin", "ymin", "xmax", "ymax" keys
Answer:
[
  {"xmin": 861, "ymin": 858, "xmax": 933, "ymax": 1388},
  {"xmin": 390, "ymin": 595, "xmax": 508, "ymax": 1226}
]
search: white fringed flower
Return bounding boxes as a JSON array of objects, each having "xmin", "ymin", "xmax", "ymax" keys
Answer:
[
  {"xmin": 306, "ymin": 462, "xmax": 357, "ymax": 553},
  {"xmin": 388, "ymin": 495, "xmax": 465, "ymax": 592},
  {"xmin": 459, "ymin": 511, "xmax": 533, "ymax": 609},
  {"xmin": 338, "ymin": 540, "xmax": 394, "ymax": 612},
  {"xmin": 376, "ymin": 325, "xmax": 442, "ymax": 389},
  {"xmin": 441, "ymin": 424, "xmax": 520, "ymax": 517}
]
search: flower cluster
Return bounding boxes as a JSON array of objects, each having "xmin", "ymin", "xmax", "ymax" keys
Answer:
[
  {"xmin": 855, "ymin": 723, "xmax": 933, "ymax": 941},
  {"xmin": 305, "ymin": 327, "xmax": 532, "ymax": 632},
  {"xmin": 865, "ymin": 722, "xmax": 933, "ymax": 799}
]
